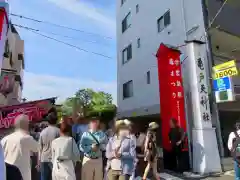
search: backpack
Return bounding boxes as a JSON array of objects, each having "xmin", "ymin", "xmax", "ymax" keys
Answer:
[{"xmin": 231, "ymin": 131, "xmax": 240, "ymax": 163}]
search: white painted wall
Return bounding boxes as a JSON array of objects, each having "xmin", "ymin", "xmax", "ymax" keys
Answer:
[{"xmin": 116, "ymin": 0, "xmax": 206, "ymax": 117}]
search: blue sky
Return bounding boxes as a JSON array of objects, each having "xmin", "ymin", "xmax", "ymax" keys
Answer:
[{"xmin": 9, "ymin": 0, "xmax": 117, "ymax": 103}]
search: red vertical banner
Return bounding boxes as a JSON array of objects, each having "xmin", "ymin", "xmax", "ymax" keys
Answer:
[
  {"xmin": 0, "ymin": 7, "xmax": 8, "ymax": 40},
  {"xmin": 0, "ymin": 8, "xmax": 4, "ymax": 40},
  {"xmin": 156, "ymin": 43, "xmax": 187, "ymax": 151}
]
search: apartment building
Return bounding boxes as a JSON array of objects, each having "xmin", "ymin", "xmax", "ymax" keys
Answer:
[
  {"xmin": 0, "ymin": 23, "xmax": 24, "ymax": 106},
  {"xmin": 117, "ymin": 0, "xmax": 191, "ymax": 118},
  {"xmin": 117, "ymin": 0, "xmax": 240, "ymax": 168},
  {"xmin": 117, "ymin": 1, "xmax": 240, "ymax": 114}
]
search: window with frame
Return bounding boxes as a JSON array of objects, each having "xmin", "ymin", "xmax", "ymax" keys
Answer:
[
  {"xmin": 121, "ymin": 0, "xmax": 126, "ymax": 5},
  {"xmin": 9, "ymin": 52, "xmax": 13, "ymax": 67},
  {"xmin": 18, "ymin": 54, "xmax": 24, "ymax": 61},
  {"xmin": 4, "ymin": 40, "xmax": 9, "ymax": 58},
  {"xmin": 122, "ymin": 12, "xmax": 131, "ymax": 33},
  {"xmin": 157, "ymin": 10, "xmax": 171, "ymax": 32},
  {"xmin": 123, "ymin": 80, "xmax": 133, "ymax": 99},
  {"xmin": 136, "ymin": 4, "xmax": 139, "ymax": 13},
  {"xmin": 122, "ymin": 44, "xmax": 132, "ymax": 64},
  {"xmin": 137, "ymin": 38, "xmax": 140, "ymax": 48},
  {"xmin": 146, "ymin": 71, "xmax": 151, "ymax": 84}
]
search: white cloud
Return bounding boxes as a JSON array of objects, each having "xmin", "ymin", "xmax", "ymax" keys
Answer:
[
  {"xmin": 47, "ymin": 0, "xmax": 116, "ymax": 35},
  {"xmin": 22, "ymin": 71, "xmax": 117, "ymax": 104}
]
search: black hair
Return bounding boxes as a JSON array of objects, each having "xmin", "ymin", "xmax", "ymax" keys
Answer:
[
  {"xmin": 47, "ymin": 112, "xmax": 58, "ymax": 125},
  {"xmin": 235, "ymin": 122, "xmax": 240, "ymax": 130},
  {"xmin": 170, "ymin": 118, "xmax": 178, "ymax": 126}
]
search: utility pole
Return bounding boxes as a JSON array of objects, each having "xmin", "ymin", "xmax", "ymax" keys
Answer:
[{"xmin": 201, "ymin": 0, "xmax": 225, "ymax": 159}]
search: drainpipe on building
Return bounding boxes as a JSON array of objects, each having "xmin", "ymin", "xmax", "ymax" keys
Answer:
[{"xmin": 201, "ymin": 0, "xmax": 225, "ymax": 166}]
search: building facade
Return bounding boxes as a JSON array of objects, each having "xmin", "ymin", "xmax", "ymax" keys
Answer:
[
  {"xmin": 117, "ymin": 0, "xmax": 193, "ymax": 118},
  {"xmin": 117, "ymin": 0, "xmax": 240, "ymax": 118},
  {"xmin": 117, "ymin": 0, "xmax": 240, "ymax": 172},
  {"xmin": 0, "ymin": 23, "xmax": 24, "ymax": 106}
]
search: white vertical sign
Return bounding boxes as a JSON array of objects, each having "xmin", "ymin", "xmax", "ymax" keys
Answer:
[
  {"xmin": 185, "ymin": 40, "xmax": 221, "ymax": 174},
  {"xmin": 187, "ymin": 41, "xmax": 212, "ymax": 128}
]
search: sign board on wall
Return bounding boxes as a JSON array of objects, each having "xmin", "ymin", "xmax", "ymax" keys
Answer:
[
  {"xmin": 212, "ymin": 60, "xmax": 238, "ymax": 79},
  {"xmin": 213, "ymin": 77, "xmax": 235, "ymax": 103},
  {"xmin": 156, "ymin": 43, "xmax": 187, "ymax": 151},
  {"xmin": 0, "ymin": 99, "xmax": 54, "ymax": 129},
  {"xmin": 0, "ymin": 70, "xmax": 15, "ymax": 96}
]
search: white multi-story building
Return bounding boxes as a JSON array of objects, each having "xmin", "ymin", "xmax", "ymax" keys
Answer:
[
  {"xmin": 117, "ymin": 0, "xmax": 240, "ymax": 116},
  {"xmin": 117, "ymin": 0, "xmax": 240, "ymax": 172},
  {"xmin": 117, "ymin": 0, "xmax": 200, "ymax": 118}
]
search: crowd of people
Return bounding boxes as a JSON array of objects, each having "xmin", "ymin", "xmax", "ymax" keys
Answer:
[{"xmin": 0, "ymin": 110, "xmax": 187, "ymax": 180}]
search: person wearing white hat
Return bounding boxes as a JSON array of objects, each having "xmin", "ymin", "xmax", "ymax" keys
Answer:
[
  {"xmin": 142, "ymin": 122, "xmax": 160, "ymax": 180},
  {"xmin": 123, "ymin": 119, "xmax": 138, "ymax": 180},
  {"xmin": 106, "ymin": 120, "xmax": 136, "ymax": 180}
]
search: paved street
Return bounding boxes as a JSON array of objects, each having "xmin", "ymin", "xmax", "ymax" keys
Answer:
[{"xmin": 143, "ymin": 171, "xmax": 236, "ymax": 180}]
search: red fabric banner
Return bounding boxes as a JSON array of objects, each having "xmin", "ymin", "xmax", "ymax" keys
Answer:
[
  {"xmin": 0, "ymin": 71, "xmax": 15, "ymax": 96},
  {"xmin": 0, "ymin": 7, "xmax": 8, "ymax": 40},
  {"xmin": 0, "ymin": 100, "xmax": 53, "ymax": 129},
  {"xmin": 156, "ymin": 43, "xmax": 187, "ymax": 151}
]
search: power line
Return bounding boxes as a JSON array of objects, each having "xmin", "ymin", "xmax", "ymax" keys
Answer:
[
  {"xmin": 10, "ymin": 13, "xmax": 113, "ymax": 40},
  {"xmin": 208, "ymin": 0, "xmax": 229, "ymax": 29},
  {"xmin": 16, "ymin": 25, "xmax": 113, "ymax": 59},
  {"xmin": 13, "ymin": 24, "xmax": 110, "ymax": 46}
]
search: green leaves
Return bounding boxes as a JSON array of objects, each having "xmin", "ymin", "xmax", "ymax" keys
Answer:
[{"xmin": 61, "ymin": 88, "xmax": 115, "ymax": 119}]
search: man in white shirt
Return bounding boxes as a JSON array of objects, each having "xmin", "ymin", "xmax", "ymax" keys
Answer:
[
  {"xmin": 0, "ymin": 143, "xmax": 6, "ymax": 180},
  {"xmin": 1, "ymin": 114, "xmax": 39, "ymax": 180},
  {"xmin": 227, "ymin": 122, "xmax": 240, "ymax": 180}
]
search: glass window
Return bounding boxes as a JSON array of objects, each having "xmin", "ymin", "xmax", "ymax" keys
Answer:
[
  {"xmin": 136, "ymin": 4, "xmax": 139, "ymax": 13},
  {"xmin": 164, "ymin": 11, "xmax": 171, "ymax": 27},
  {"xmin": 157, "ymin": 16, "xmax": 164, "ymax": 32},
  {"xmin": 157, "ymin": 10, "xmax": 171, "ymax": 32},
  {"xmin": 121, "ymin": 0, "xmax": 126, "ymax": 5},
  {"xmin": 147, "ymin": 71, "xmax": 151, "ymax": 84},
  {"xmin": 122, "ymin": 12, "xmax": 131, "ymax": 33},
  {"xmin": 123, "ymin": 80, "xmax": 133, "ymax": 99},
  {"xmin": 137, "ymin": 38, "xmax": 140, "ymax": 48},
  {"xmin": 122, "ymin": 44, "xmax": 132, "ymax": 64}
]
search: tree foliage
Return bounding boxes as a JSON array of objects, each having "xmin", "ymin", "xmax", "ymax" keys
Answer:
[{"xmin": 61, "ymin": 88, "xmax": 116, "ymax": 120}]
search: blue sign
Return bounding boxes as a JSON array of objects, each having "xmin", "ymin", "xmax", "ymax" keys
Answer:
[{"xmin": 213, "ymin": 77, "xmax": 231, "ymax": 92}]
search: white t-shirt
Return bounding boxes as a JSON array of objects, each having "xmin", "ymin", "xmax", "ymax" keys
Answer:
[{"xmin": 228, "ymin": 130, "xmax": 240, "ymax": 150}]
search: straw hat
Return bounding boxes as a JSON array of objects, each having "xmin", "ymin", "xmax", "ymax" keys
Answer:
[
  {"xmin": 148, "ymin": 122, "xmax": 159, "ymax": 130},
  {"xmin": 123, "ymin": 119, "xmax": 131, "ymax": 126},
  {"xmin": 115, "ymin": 119, "xmax": 130, "ymax": 130}
]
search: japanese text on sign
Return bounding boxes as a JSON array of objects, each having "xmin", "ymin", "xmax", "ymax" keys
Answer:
[
  {"xmin": 169, "ymin": 58, "xmax": 183, "ymax": 96},
  {"xmin": 0, "ymin": 105, "xmax": 48, "ymax": 129},
  {"xmin": 197, "ymin": 57, "xmax": 210, "ymax": 122}
]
